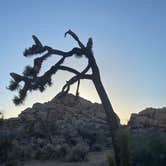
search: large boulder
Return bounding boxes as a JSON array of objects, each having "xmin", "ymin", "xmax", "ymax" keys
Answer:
[
  {"xmin": 128, "ymin": 107, "xmax": 166, "ymax": 131},
  {"xmin": 0, "ymin": 94, "xmax": 116, "ymax": 164}
]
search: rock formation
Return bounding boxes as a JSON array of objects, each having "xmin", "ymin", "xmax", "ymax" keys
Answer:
[
  {"xmin": 0, "ymin": 94, "xmax": 116, "ymax": 164},
  {"xmin": 128, "ymin": 107, "xmax": 166, "ymax": 131}
]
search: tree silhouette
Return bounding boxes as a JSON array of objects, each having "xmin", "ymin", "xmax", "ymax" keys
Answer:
[{"xmin": 8, "ymin": 30, "xmax": 120, "ymax": 166}]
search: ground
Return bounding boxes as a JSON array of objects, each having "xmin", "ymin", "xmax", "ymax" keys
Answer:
[{"xmin": 24, "ymin": 150, "xmax": 112, "ymax": 166}]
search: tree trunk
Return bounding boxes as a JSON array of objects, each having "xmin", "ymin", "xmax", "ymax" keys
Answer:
[{"xmin": 92, "ymin": 71, "xmax": 120, "ymax": 166}]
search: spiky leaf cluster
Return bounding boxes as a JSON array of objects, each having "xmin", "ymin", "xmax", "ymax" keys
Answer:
[
  {"xmin": 8, "ymin": 80, "xmax": 19, "ymax": 91},
  {"xmin": 23, "ymin": 35, "xmax": 45, "ymax": 56},
  {"xmin": 8, "ymin": 31, "xmax": 92, "ymax": 106},
  {"xmin": 23, "ymin": 65, "xmax": 35, "ymax": 77},
  {"xmin": 23, "ymin": 44, "xmax": 45, "ymax": 57},
  {"xmin": 13, "ymin": 96, "xmax": 23, "ymax": 105},
  {"xmin": 13, "ymin": 88, "xmax": 28, "ymax": 105},
  {"xmin": 47, "ymin": 78, "xmax": 52, "ymax": 86},
  {"xmin": 74, "ymin": 52, "xmax": 83, "ymax": 58},
  {"xmin": 19, "ymin": 89, "xmax": 27, "ymax": 99}
]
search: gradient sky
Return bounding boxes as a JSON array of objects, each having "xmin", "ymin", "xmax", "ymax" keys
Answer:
[{"xmin": 0, "ymin": 0, "xmax": 166, "ymax": 124}]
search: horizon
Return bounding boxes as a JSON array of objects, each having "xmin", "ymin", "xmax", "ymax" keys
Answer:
[{"xmin": 0, "ymin": 0, "xmax": 166, "ymax": 124}]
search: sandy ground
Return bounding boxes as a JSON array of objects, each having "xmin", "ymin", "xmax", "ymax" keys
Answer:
[{"xmin": 24, "ymin": 150, "xmax": 112, "ymax": 166}]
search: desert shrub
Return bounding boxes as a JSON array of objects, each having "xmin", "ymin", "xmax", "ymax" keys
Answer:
[
  {"xmin": 107, "ymin": 155, "xmax": 116, "ymax": 166},
  {"xmin": 131, "ymin": 131, "xmax": 166, "ymax": 166},
  {"xmin": 107, "ymin": 128, "xmax": 131, "ymax": 166},
  {"xmin": 5, "ymin": 159, "xmax": 20, "ymax": 166},
  {"xmin": 0, "ymin": 133, "xmax": 13, "ymax": 163},
  {"xmin": 91, "ymin": 143, "xmax": 103, "ymax": 151},
  {"xmin": 116, "ymin": 128, "xmax": 131, "ymax": 166},
  {"xmin": 108, "ymin": 128, "xmax": 166, "ymax": 166},
  {"xmin": 65, "ymin": 143, "xmax": 89, "ymax": 162},
  {"xmin": 55, "ymin": 143, "xmax": 71, "ymax": 160}
]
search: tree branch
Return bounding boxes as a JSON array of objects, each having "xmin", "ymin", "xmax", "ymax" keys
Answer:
[
  {"xmin": 59, "ymin": 66, "xmax": 80, "ymax": 75},
  {"xmin": 76, "ymin": 80, "xmax": 80, "ymax": 97},
  {"xmin": 23, "ymin": 47, "xmax": 84, "ymax": 78},
  {"xmin": 9, "ymin": 56, "xmax": 92, "ymax": 105},
  {"xmin": 65, "ymin": 30, "xmax": 85, "ymax": 49},
  {"xmin": 60, "ymin": 74, "xmax": 92, "ymax": 97},
  {"xmin": 9, "ymin": 57, "xmax": 65, "ymax": 105},
  {"xmin": 45, "ymin": 47, "xmax": 84, "ymax": 58},
  {"xmin": 61, "ymin": 63, "xmax": 91, "ymax": 96},
  {"xmin": 9, "ymin": 31, "xmax": 92, "ymax": 105}
]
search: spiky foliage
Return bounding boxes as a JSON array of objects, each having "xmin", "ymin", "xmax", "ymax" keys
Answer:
[
  {"xmin": 8, "ymin": 80, "xmax": 19, "ymax": 91},
  {"xmin": 8, "ymin": 31, "xmax": 93, "ymax": 105},
  {"xmin": 116, "ymin": 128, "xmax": 131, "ymax": 166},
  {"xmin": 23, "ymin": 65, "xmax": 35, "ymax": 77},
  {"xmin": 23, "ymin": 35, "xmax": 45, "ymax": 56},
  {"xmin": 108, "ymin": 155, "xmax": 116, "ymax": 166}
]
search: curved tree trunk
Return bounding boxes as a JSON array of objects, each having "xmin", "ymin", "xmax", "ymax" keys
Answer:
[
  {"xmin": 89, "ymin": 52, "xmax": 120, "ymax": 166},
  {"xmin": 93, "ymin": 77, "xmax": 120, "ymax": 166}
]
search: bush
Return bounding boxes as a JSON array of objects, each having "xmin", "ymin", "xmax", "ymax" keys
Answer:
[
  {"xmin": 131, "ymin": 131, "xmax": 166, "ymax": 166},
  {"xmin": 116, "ymin": 128, "xmax": 131, "ymax": 166},
  {"xmin": 5, "ymin": 159, "xmax": 20, "ymax": 166},
  {"xmin": 0, "ymin": 133, "xmax": 13, "ymax": 163},
  {"xmin": 65, "ymin": 143, "xmax": 89, "ymax": 162},
  {"xmin": 107, "ymin": 155, "xmax": 116, "ymax": 166},
  {"xmin": 108, "ymin": 128, "xmax": 166, "ymax": 166}
]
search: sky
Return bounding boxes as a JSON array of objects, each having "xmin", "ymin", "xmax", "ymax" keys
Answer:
[{"xmin": 0, "ymin": 0, "xmax": 166, "ymax": 124}]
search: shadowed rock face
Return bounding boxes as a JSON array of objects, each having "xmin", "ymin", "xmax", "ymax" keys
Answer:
[
  {"xmin": 0, "ymin": 94, "xmax": 115, "ymax": 164},
  {"xmin": 128, "ymin": 107, "xmax": 166, "ymax": 131}
]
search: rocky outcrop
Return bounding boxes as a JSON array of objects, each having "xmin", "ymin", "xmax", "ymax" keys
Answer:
[
  {"xmin": 128, "ymin": 107, "xmax": 166, "ymax": 131},
  {"xmin": 0, "ymin": 94, "xmax": 116, "ymax": 164}
]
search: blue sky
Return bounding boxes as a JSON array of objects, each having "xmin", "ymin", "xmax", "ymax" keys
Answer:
[{"xmin": 0, "ymin": 0, "xmax": 166, "ymax": 123}]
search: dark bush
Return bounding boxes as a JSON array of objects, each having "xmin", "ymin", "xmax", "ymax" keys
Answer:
[
  {"xmin": 131, "ymin": 131, "xmax": 166, "ymax": 166},
  {"xmin": 111, "ymin": 128, "xmax": 166, "ymax": 166},
  {"xmin": 116, "ymin": 128, "xmax": 131, "ymax": 166}
]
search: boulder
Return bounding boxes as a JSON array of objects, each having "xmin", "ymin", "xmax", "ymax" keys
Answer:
[
  {"xmin": 0, "ymin": 94, "xmax": 115, "ymax": 164},
  {"xmin": 128, "ymin": 107, "xmax": 166, "ymax": 131}
]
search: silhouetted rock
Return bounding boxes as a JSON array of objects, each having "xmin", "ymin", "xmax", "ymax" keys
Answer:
[
  {"xmin": 128, "ymin": 107, "xmax": 166, "ymax": 131},
  {"xmin": 0, "ymin": 94, "xmax": 115, "ymax": 164}
]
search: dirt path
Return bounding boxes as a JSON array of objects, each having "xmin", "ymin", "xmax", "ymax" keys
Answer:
[{"xmin": 24, "ymin": 150, "xmax": 112, "ymax": 166}]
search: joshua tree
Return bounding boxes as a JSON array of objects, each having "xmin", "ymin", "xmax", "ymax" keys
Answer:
[{"xmin": 8, "ymin": 30, "xmax": 120, "ymax": 165}]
